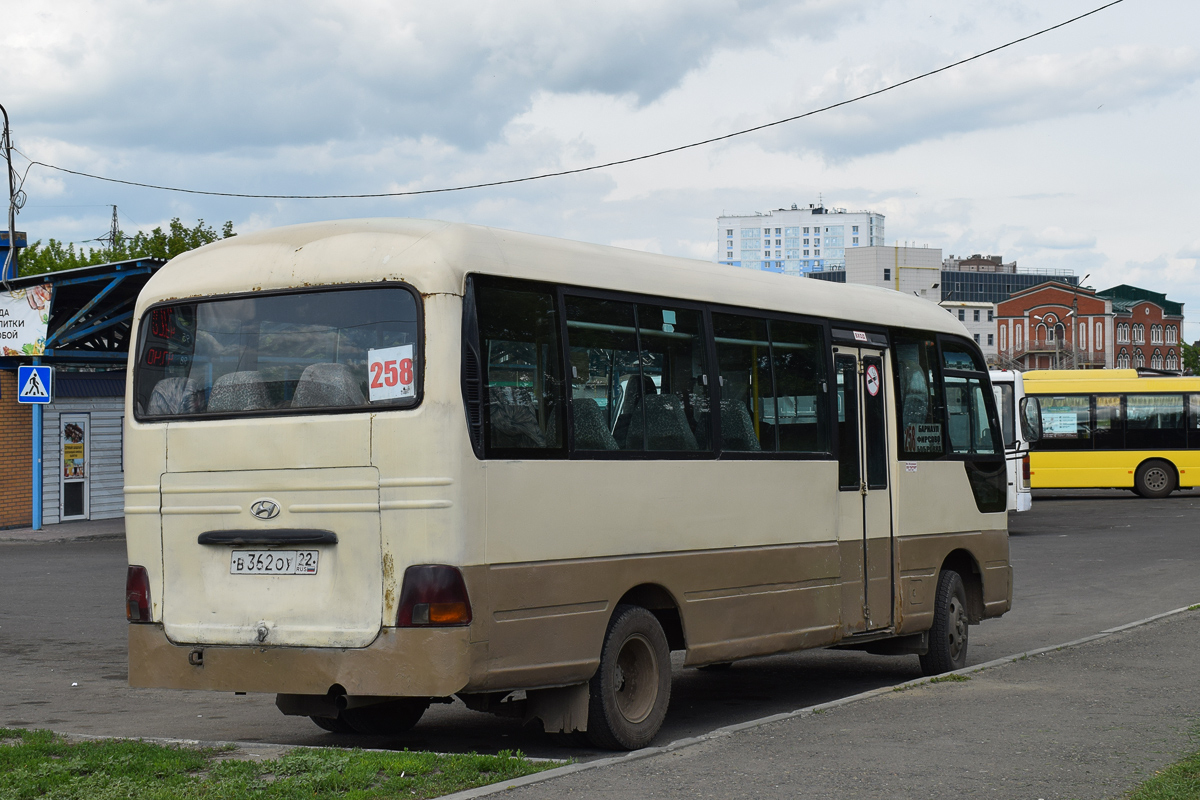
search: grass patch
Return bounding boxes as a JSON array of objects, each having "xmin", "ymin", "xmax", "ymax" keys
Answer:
[
  {"xmin": 1125, "ymin": 746, "xmax": 1200, "ymax": 799},
  {"xmin": 928, "ymin": 673, "xmax": 971, "ymax": 684},
  {"xmin": 0, "ymin": 728, "xmax": 560, "ymax": 800},
  {"xmin": 1187, "ymin": 604, "xmax": 1200, "ymax": 612}
]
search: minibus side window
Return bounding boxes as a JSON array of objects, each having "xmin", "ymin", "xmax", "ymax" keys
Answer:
[
  {"xmin": 940, "ymin": 337, "xmax": 1001, "ymax": 457},
  {"xmin": 474, "ymin": 280, "xmax": 566, "ymax": 455},
  {"xmin": 769, "ymin": 320, "xmax": 830, "ymax": 454},
  {"xmin": 564, "ymin": 296, "xmax": 712, "ymax": 453},
  {"xmin": 891, "ymin": 333, "xmax": 945, "ymax": 459},
  {"xmin": 564, "ymin": 296, "xmax": 644, "ymax": 451},
  {"xmin": 711, "ymin": 314, "xmax": 830, "ymax": 455},
  {"xmin": 712, "ymin": 313, "xmax": 773, "ymax": 451},
  {"xmin": 944, "ymin": 376, "xmax": 998, "ymax": 455}
]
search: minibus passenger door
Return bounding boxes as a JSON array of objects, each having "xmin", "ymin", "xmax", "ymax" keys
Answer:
[{"xmin": 835, "ymin": 349, "xmax": 893, "ymax": 633}]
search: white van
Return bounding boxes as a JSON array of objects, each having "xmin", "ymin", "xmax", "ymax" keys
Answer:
[{"xmin": 989, "ymin": 370, "xmax": 1033, "ymax": 512}]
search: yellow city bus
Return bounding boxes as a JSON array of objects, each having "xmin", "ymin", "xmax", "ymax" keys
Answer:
[
  {"xmin": 1024, "ymin": 369, "xmax": 1200, "ymax": 497},
  {"xmin": 123, "ymin": 219, "xmax": 1011, "ymax": 750}
]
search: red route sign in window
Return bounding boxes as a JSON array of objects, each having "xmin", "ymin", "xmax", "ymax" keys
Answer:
[{"xmin": 368, "ymin": 344, "xmax": 416, "ymax": 402}]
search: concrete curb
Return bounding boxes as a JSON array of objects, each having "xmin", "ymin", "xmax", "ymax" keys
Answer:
[{"xmin": 0, "ymin": 533, "xmax": 125, "ymax": 545}]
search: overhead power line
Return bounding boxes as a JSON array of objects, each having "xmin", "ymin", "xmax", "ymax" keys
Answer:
[{"xmin": 21, "ymin": 0, "xmax": 1124, "ymax": 201}]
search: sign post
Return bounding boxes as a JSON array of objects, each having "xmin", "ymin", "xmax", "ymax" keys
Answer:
[{"xmin": 17, "ymin": 364, "xmax": 52, "ymax": 530}]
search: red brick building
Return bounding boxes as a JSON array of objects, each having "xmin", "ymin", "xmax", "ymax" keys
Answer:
[
  {"xmin": 995, "ymin": 282, "xmax": 1113, "ymax": 370},
  {"xmin": 0, "ymin": 370, "xmax": 33, "ymax": 528},
  {"xmin": 1097, "ymin": 285, "xmax": 1186, "ymax": 371}
]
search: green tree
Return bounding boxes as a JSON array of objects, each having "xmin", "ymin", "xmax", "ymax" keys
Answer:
[
  {"xmin": 19, "ymin": 218, "xmax": 235, "ymax": 276},
  {"xmin": 1181, "ymin": 340, "xmax": 1200, "ymax": 375}
]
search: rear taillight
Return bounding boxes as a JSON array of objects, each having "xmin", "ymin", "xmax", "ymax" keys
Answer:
[
  {"xmin": 396, "ymin": 565, "xmax": 472, "ymax": 627},
  {"xmin": 1022, "ymin": 455, "xmax": 1031, "ymax": 486},
  {"xmin": 126, "ymin": 565, "xmax": 152, "ymax": 623}
]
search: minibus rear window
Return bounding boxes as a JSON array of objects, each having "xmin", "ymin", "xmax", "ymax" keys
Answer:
[{"xmin": 134, "ymin": 286, "xmax": 421, "ymax": 419}]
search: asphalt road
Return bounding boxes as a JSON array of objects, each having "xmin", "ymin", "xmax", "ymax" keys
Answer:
[{"xmin": 1, "ymin": 488, "xmax": 1198, "ymax": 760}]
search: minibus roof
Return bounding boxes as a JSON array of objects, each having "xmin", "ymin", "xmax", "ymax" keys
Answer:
[{"xmin": 136, "ymin": 218, "xmax": 969, "ymax": 337}]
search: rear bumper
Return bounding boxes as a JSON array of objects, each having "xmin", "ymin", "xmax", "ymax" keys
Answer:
[{"xmin": 128, "ymin": 623, "xmax": 481, "ymax": 697}]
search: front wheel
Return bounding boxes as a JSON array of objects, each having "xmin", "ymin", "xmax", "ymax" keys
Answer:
[
  {"xmin": 919, "ymin": 570, "xmax": 969, "ymax": 676},
  {"xmin": 1135, "ymin": 460, "xmax": 1176, "ymax": 499},
  {"xmin": 586, "ymin": 605, "xmax": 672, "ymax": 750}
]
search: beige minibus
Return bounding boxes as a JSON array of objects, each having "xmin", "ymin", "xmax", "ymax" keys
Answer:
[{"xmin": 124, "ymin": 219, "xmax": 1010, "ymax": 750}]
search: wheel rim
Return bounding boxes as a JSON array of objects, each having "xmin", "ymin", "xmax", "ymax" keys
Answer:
[
  {"xmin": 612, "ymin": 633, "xmax": 659, "ymax": 724},
  {"xmin": 1144, "ymin": 467, "xmax": 1169, "ymax": 492},
  {"xmin": 947, "ymin": 595, "xmax": 967, "ymax": 662}
]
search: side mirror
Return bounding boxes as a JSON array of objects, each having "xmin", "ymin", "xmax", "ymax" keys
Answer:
[{"xmin": 1019, "ymin": 397, "xmax": 1042, "ymax": 443}]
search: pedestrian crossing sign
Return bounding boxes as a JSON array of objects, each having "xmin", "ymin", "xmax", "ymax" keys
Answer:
[{"xmin": 17, "ymin": 365, "xmax": 53, "ymax": 404}]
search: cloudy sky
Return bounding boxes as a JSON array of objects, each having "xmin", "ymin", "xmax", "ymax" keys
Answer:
[{"xmin": 3, "ymin": 0, "xmax": 1198, "ymax": 337}]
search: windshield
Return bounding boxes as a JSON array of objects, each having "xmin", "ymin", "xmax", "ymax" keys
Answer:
[{"xmin": 134, "ymin": 286, "xmax": 421, "ymax": 419}]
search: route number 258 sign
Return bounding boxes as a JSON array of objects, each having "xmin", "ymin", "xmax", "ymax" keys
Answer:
[{"xmin": 367, "ymin": 344, "xmax": 416, "ymax": 402}]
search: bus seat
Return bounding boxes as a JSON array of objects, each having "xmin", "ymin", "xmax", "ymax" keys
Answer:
[
  {"xmin": 207, "ymin": 371, "xmax": 271, "ymax": 412},
  {"xmin": 627, "ymin": 393, "xmax": 699, "ymax": 451},
  {"xmin": 488, "ymin": 386, "xmax": 546, "ymax": 448},
  {"xmin": 571, "ymin": 398, "xmax": 619, "ymax": 450},
  {"xmin": 147, "ymin": 377, "xmax": 203, "ymax": 416},
  {"xmin": 720, "ymin": 400, "xmax": 762, "ymax": 451},
  {"xmin": 613, "ymin": 375, "xmax": 657, "ymax": 446},
  {"xmin": 291, "ymin": 362, "xmax": 365, "ymax": 408}
]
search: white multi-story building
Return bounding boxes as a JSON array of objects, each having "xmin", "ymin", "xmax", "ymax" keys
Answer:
[
  {"xmin": 940, "ymin": 301, "xmax": 998, "ymax": 359},
  {"xmin": 716, "ymin": 204, "xmax": 885, "ymax": 276},
  {"xmin": 844, "ymin": 245, "xmax": 942, "ymax": 298}
]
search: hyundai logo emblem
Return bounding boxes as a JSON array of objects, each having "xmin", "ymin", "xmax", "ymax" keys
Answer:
[{"xmin": 250, "ymin": 499, "xmax": 281, "ymax": 520}]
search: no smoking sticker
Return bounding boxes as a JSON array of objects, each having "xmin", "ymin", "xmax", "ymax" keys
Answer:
[{"xmin": 865, "ymin": 363, "xmax": 880, "ymax": 397}]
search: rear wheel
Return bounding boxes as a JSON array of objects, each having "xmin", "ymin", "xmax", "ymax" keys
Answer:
[
  {"xmin": 1135, "ymin": 460, "xmax": 1176, "ymax": 499},
  {"xmin": 341, "ymin": 698, "xmax": 429, "ymax": 735},
  {"xmin": 586, "ymin": 605, "xmax": 672, "ymax": 751},
  {"xmin": 919, "ymin": 570, "xmax": 968, "ymax": 676}
]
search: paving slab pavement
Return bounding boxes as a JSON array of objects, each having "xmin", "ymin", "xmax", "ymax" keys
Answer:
[
  {"xmin": 0, "ymin": 517, "xmax": 124, "ymax": 545},
  {"xmin": 467, "ymin": 609, "xmax": 1200, "ymax": 800}
]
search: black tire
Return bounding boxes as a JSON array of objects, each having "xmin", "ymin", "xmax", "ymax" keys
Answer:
[
  {"xmin": 1134, "ymin": 459, "xmax": 1176, "ymax": 499},
  {"xmin": 919, "ymin": 570, "xmax": 969, "ymax": 676},
  {"xmin": 586, "ymin": 605, "xmax": 672, "ymax": 751},
  {"xmin": 341, "ymin": 698, "xmax": 429, "ymax": 735},
  {"xmin": 309, "ymin": 713, "xmax": 355, "ymax": 733}
]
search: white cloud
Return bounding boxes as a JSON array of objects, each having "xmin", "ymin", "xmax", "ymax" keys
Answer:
[
  {"xmin": 1016, "ymin": 227, "xmax": 1097, "ymax": 250},
  {"xmin": 1, "ymin": 0, "xmax": 863, "ymax": 154}
]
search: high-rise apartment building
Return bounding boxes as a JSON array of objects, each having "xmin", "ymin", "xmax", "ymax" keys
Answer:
[{"xmin": 716, "ymin": 204, "xmax": 885, "ymax": 276}]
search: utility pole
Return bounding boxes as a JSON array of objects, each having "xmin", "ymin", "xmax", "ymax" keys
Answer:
[{"xmin": 0, "ymin": 102, "xmax": 19, "ymax": 286}]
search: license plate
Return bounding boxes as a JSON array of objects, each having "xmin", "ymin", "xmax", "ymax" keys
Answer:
[{"xmin": 230, "ymin": 550, "xmax": 319, "ymax": 575}]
